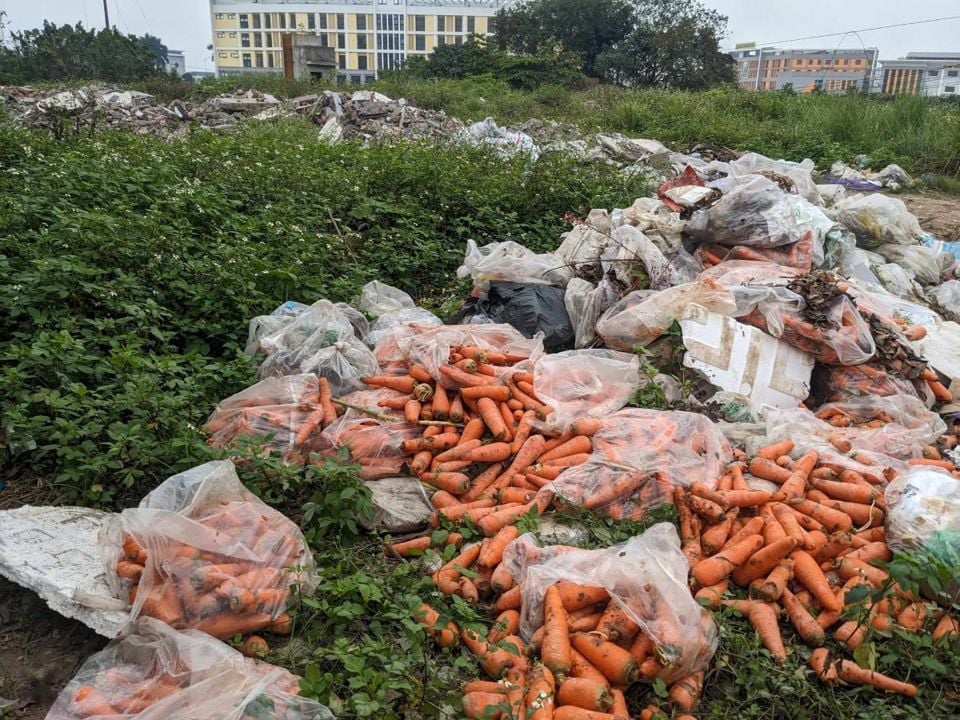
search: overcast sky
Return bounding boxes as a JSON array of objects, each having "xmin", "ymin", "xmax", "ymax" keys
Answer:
[{"xmin": 3, "ymin": 1, "xmax": 959, "ymax": 75}]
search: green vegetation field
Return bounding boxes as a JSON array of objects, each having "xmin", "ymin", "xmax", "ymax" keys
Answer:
[{"xmin": 1, "ymin": 83, "xmax": 959, "ymax": 719}]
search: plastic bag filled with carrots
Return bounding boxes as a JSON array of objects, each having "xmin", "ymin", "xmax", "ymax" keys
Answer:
[
  {"xmin": 100, "ymin": 461, "xmax": 316, "ymax": 640},
  {"xmin": 549, "ymin": 409, "xmax": 733, "ymax": 521},
  {"xmin": 515, "ymin": 524, "xmax": 718, "ymax": 683},
  {"xmin": 47, "ymin": 617, "xmax": 333, "ymax": 720}
]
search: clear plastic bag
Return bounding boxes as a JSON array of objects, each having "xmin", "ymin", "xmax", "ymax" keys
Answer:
[
  {"xmin": 764, "ymin": 395, "xmax": 945, "ymax": 460},
  {"xmin": 823, "ymin": 228, "xmax": 881, "ymax": 285},
  {"xmin": 362, "ymin": 307, "xmax": 441, "ymax": 349},
  {"xmin": 564, "ymin": 277, "xmax": 620, "ymax": 348},
  {"xmin": 828, "ymin": 194, "xmax": 923, "ymax": 248},
  {"xmin": 533, "ymin": 350, "xmax": 640, "ymax": 433},
  {"xmin": 47, "ymin": 617, "xmax": 333, "ymax": 720},
  {"xmin": 885, "ymin": 468, "xmax": 960, "ymax": 552},
  {"xmin": 362, "ymin": 477, "xmax": 433, "ymax": 533},
  {"xmin": 550, "ymin": 409, "xmax": 733, "ymax": 518},
  {"xmin": 457, "ymin": 239, "xmax": 573, "ymax": 289},
  {"xmin": 555, "ymin": 213, "xmax": 614, "ymax": 280},
  {"xmin": 877, "ymin": 244, "xmax": 945, "ymax": 286},
  {"xmin": 100, "ymin": 461, "xmax": 316, "ymax": 639},
  {"xmin": 358, "ymin": 280, "xmax": 415, "ymax": 316},
  {"xmin": 813, "ymin": 363, "xmax": 921, "ymax": 403},
  {"xmin": 596, "ymin": 281, "xmax": 737, "ymax": 350},
  {"xmin": 699, "ymin": 259, "xmax": 801, "ymax": 285},
  {"xmin": 320, "ymin": 388, "xmax": 421, "ymax": 471},
  {"xmin": 730, "ymin": 285, "xmax": 805, "ymax": 337},
  {"xmin": 846, "ymin": 279, "xmax": 943, "ymax": 327},
  {"xmin": 246, "ymin": 301, "xmax": 311, "ymax": 356},
  {"xmin": 928, "ymin": 280, "xmax": 960, "ymax": 315},
  {"xmin": 512, "ymin": 524, "xmax": 718, "ymax": 683},
  {"xmin": 620, "ymin": 197, "xmax": 685, "ymax": 254},
  {"xmin": 728, "ymin": 152, "xmax": 820, "ymax": 203},
  {"xmin": 601, "ymin": 225, "xmax": 691, "ymax": 290}
]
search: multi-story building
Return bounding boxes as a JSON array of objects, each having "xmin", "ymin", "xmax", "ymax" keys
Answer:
[
  {"xmin": 165, "ymin": 49, "xmax": 186, "ymax": 75},
  {"xmin": 729, "ymin": 44, "xmax": 878, "ymax": 94},
  {"xmin": 878, "ymin": 52, "xmax": 960, "ymax": 96},
  {"xmin": 209, "ymin": 0, "xmax": 511, "ymax": 83}
]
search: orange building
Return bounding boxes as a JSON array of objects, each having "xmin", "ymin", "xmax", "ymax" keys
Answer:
[{"xmin": 729, "ymin": 45, "xmax": 878, "ymax": 93}]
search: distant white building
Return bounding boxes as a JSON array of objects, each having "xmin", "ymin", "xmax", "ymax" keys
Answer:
[
  {"xmin": 877, "ymin": 52, "xmax": 960, "ymax": 96},
  {"xmin": 165, "ymin": 49, "xmax": 187, "ymax": 75}
]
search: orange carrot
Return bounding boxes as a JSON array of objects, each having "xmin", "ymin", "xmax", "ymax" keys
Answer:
[
  {"xmin": 511, "ymin": 411, "xmax": 537, "ymax": 455},
  {"xmin": 500, "ymin": 487, "xmax": 535, "ymax": 505},
  {"xmin": 462, "ymin": 385, "xmax": 511, "ymax": 402},
  {"xmin": 809, "ymin": 477, "xmax": 879, "ymax": 505},
  {"xmin": 700, "ymin": 513, "xmax": 736, "ymax": 555},
  {"xmin": 539, "ymin": 436, "xmax": 593, "ymax": 463},
  {"xmin": 692, "ymin": 535, "xmax": 764, "ymax": 587},
  {"xmin": 363, "ymin": 375, "xmax": 416, "ymax": 393},
  {"xmin": 478, "ymin": 397, "xmax": 508, "ymax": 440},
  {"xmin": 570, "ymin": 648, "xmax": 610, "ymax": 687},
  {"xmin": 495, "ymin": 585, "xmax": 522, "ymax": 611},
  {"xmin": 488, "ymin": 610, "xmax": 522, "ymax": 644},
  {"xmin": 570, "ymin": 418, "xmax": 604, "ymax": 437},
  {"xmin": 241, "ymin": 635, "xmax": 270, "ymax": 657},
  {"xmin": 479, "ymin": 525, "xmax": 520, "ymax": 569},
  {"xmin": 779, "ymin": 587, "xmax": 824, "ymax": 647},
  {"xmin": 695, "ymin": 579, "xmax": 729, "ymax": 609},
  {"xmin": 409, "ymin": 450, "xmax": 433, "ymax": 475},
  {"xmin": 435, "ymin": 544, "xmax": 481, "ymax": 595},
  {"xmin": 505, "ymin": 667, "xmax": 525, "ymax": 720},
  {"xmin": 749, "ymin": 457, "xmax": 793, "ymax": 484},
  {"xmin": 268, "ymin": 612, "xmax": 292, "ymax": 634},
  {"xmin": 758, "ymin": 439, "xmax": 795, "ymax": 460},
  {"xmin": 403, "ymin": 433, "xmax": 460, "ymax": 453},
  {"xmin": 668, "ymin": 671, "xmax": 704, "ymax": 712},
  {"xmin": 433, "ymin": 498, "xmax": 498, "ymax": 526},
  {"xmin": 687, "ymin": 494, "xmax": 726, "ymax": 523},
  {"xmin": 595, "ymin": 602, "xmax": 640, "ymax": 645},
  {"xmin": 423, "ymin": 472, "xmax": 471, "ymax": 496},
  {"xmin": 434, "ymin": 439, "xmax": 482, "ymax": 463},
  {"xmin": 832, "ymin": 657, "xmax": 919, "ymax": 696},
  {"xmin": 790, "ymin": 550, "xmax": 842, "ymax": 612},
  {"xmin": 732, "ymin": 537, "xmax": 799, "ymax": 586},
  {"xmin": 404, "ymin": 400, "xmax": 422, "ymax": 424},
  {"xmin": 498, "ymin": 434, "xmax": 547, "ymax": 487},
  {"xmin": 555, "ymin": 582, "xmax": 610, "ymax": 613},
  {"xmin": 462, "ymin": 442, "xmax": 513, "ymax": 463},
  {"xmin": 542, "ymin": 585, "xmax": 573, "ymax": 679},
  {"xmin": 718, "ymin": 490, "xmax": 774, "ymax": 508},
  {"xmin": 724, "ymin": 600, "xmax": 786, "ymax": 662},
  {"xmin": 525, "ymin": 664, "xmax": 556, "ymax": 720},
  {"xmin": 195, "ymin": 612, "xmax": 273, "ymax": 639},
  {"xmin": 933, "ymin": 613, "xmax": 960, "ymax": 643},
  {"xmin": 690, "ymin": 481, "xmax": 730, "ymax": 510},
  {"xmin": 721, "ymin": 516, "xmax": 766, "ymax": 553},
  {"xmin": 553, "ymin": 707, "xmax": 616, "ymax": 720},
  {"xmin": 500, "ymin": 403, "xmax": 517, "ymax": 442},
  {"xmin": 749, "ymin": 560, "xmax": 793, "ymax": 602},
  {"xmin": 788, "ymin": 499, "xmax": 852, "ymax": 534},
  {"xmin": 570, "ymin": 634, "xmax": 638, "ymax": 686},
  {"xmin": 463, "ymin": 691, "xmax": 508, "ymax": 719},
  {"xmin": 115, "ymin": 560, "xmax": 144, "ymax": 582},
  {"xmin": 440, "ymin": 365, "xmax": 494, "ymax": 388},
  {"xmin": 610, "ymin": 688, "xmax": 629, "ymax": 720},
  {"xmin": 556, "ymin": 677, "xmax": 613, "ymax": 712}
]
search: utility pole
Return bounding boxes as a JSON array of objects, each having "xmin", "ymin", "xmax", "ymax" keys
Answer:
[{"xmin": 103, "ymin": 0, "xmax": 110, "ymax": 29}]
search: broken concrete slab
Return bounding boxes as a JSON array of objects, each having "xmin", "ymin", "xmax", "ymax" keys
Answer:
[{"xmin": 0, "ymin": 505, "xmax": 127, "ymax": 638}]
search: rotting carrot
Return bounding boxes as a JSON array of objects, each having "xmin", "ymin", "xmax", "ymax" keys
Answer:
[
  {"xmin": 934, "ymin": 613, "xmax": 960, "ymax": 643},
  {"xmin": 489, "ymin": 610, "xmax": 522, "ymax": 644},
  {"xmin": 609, "ymin": 689, "xmax": 629, "ymax": 720},
  {"xmin": 511, "ymin": 411, "xmax": 537, "ymax": 455},
  {"xmin": 525, "ymin": 664, "xmax": 556, "ymax": 720},
  {"xmin": 749, "ymin": 560, "xmax": 793, "ymax": 602},
  {"xmin": 362, "ymin": 375, "xmax": 416, "ymax": 393},
  {"xmin": 571, "ymin": 634, "xmax": 638, "ymax": 687},
  {"xmin": 668, "ymin": 671, "xmax": 704, "ymax": 712},
  {"xmin": 462, "ymin": 442, "xmax": 513, "ymax": 464},
  {"xmin": 463, "ymin": 691, "xmax": 508, "ymax": 719},
  {"xmin": 695, "ymin": 579, "xmax": 729, "ymax": 609},
  {"xmin": 555, "ymin": 582, "xmax": 610, "ymax": 613},
  {"xmin": 692, "ymin": 534, "xmax": 764, "ymax": 587},
  {"xmin": 570, "ymin": 648, "xmax": 610, "ymax": 687},
  {"xmin": 749, "ymin": 457, "xmax": 793, "ymax": 484},
  {"xmin": 595, "ymin": 602, "xmax": 640, "ymax": 645},
  {"xmin": 700, "ymin": 512, "xmax": 736, "ymax": 555},
  {"xmin": 556, "ymin": 677, "xmax": 614, "ymax": 712},
  {"xmin": 687, "ymin": 494, "xmax": 727, "ymax": 523},
  {"xmin": 553, "ymin": 707, "xmax": 617, "ymax": 720},
  {"xmin": 478, "ymin": 397, "xmax": 508, "ymax": 440},
  {"xmin": 479, "ymin": 525, "xmax": 520, "ymax": 569}
]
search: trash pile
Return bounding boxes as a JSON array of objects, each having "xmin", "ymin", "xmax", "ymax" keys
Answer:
[{"xmin": 825, "ymin": 156, "xmax": 914, "ymax": 192}]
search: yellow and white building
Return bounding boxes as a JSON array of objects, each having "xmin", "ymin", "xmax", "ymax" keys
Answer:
[{"xmin": 209, "ymin": 0, "xmax": 512, "ymax": 83}]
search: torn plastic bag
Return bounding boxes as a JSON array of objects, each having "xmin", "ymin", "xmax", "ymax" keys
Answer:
[
  {"xmin": 886, "ymin": 468, "xmax": 960, "ymax": 552},
  {"xmin": 47, "ymin": 617, "xmax": 333, "ymax": 720},
  {"xmin": 601, "ymin": 225, "xmax": 697, "ymax": 289},
  {"xmin": 845, "ymin": 280, "xmax": 943, "ymax": 328},
  {"xmin": 828, "ymin": 194, "xmax": 923, "ymax": 248},
  {"xmin": 549, "ymin": 409, "xmax": 732, "ymax": 519},
  {"xmin": 358, "ymin": 280, "xmax": 415, "ymax": 316},
  {"xmin": 99, "ymin": 461, "xmax": 316, "ymax": 638},
  {"xmin": 876, "ymin": 244, "xmax": 947, "ymax": 286},
  {"xmin": 928, "ymin": 280, "xmax": 960, "ymax": 315},
  {"xmin": 363, "ymin": 307, "xmax": 441, "ymax": 349},
  {"xmin": 245, "ymin": 301, "xmax": 310, "ymax": 355},
  {"xmin": 533, "ymin": 350, "xmax": 640, "ymax": 433},
  {"xmin": 397, "ymin": 323, "xmax": 543, "ymax": 385},
  {"xmin": 813, "ymin": 363, "xmax": 920, "ymax": 403},
  {"xmin": 699, "ymin": 259, "xmax": 801, "ymax": 285},
  {"xmin": 698, "ymin": 229, "xmax": 816, "ymax": 271},
  {"xmin": 823, "ymin": 228, "xmax": 881, "ymax": 285},
  {"xmin": 620, "ymin": 197, "xmax": 686, "ymax": 254},
  {"xmin": 555, "ymin": 211, "xmax": 613, "ymax": 280},
  {"xmin": 460, "ymin": 281, "xmax": 574, "ymax": 353},
  {"xmin": 362, "ymin": 477, "xmax": 432, "ymax": 533},
  {"xmin": 729, "ymin": 286, "xmax": 805, "ymax": 336},
  {"xmin": 816, "ymin": 448, "xmax": 906, "ymax": 486},
  {"xmin": 510, "ymin": 524, "xmax": 717, "ymax": 683},
  {"xmin": 764, "ymin": 395, "xmax": 944, "ymax": 459},
  {"xmin": 737, "ymin": 293, "xmax": 875, "ymax": 366},
  {"xmin": 457, "ymin": 239, "xmax": 572, "ymax": 289},
  {"xmin": 204, "ymin": 375, "xmax": 333, "ymax": 461},
  {"xmin": 875, "ymin": 263, "xmax": 921, "ymax": 300},
  {"xmin": 728, "ymin": 152, "xmax": 819, "ymax": 203},
  {"xmin": 564, "ymin": 277, "xmax": 620, "ymax": 348},
  {"xmin": 596, "ymin": 280, "xmax": 736, "ymax": 350}
]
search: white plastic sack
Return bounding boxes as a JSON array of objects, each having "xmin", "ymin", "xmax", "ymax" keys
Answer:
[
  {"xmin": 555, "ymin": 211, "xmax": 613, "ymax": 278},
  {"xmin": 846, "ymin": 279, "xmax": 943, "ymax": 327},
  {"xmin": 885, "ymin": 468, "xmax": 960, "ymax": 552},
  {"xmin": 512, "ymin": 524, "xmax": 718, "ymax": 683},
  {"xmin": 47, "ymin": 617, "xmax": 333, "ymax": 720},
  {"xmin": 362, "ymin": 477, "xmax": 432, "ymax": 533},
  {"xmin": 563, "ymin": 277, "xmax": 619, "ymax": 348},
  {"xmin": 533, "ymin": 350, "xmax": 640, "ymax": 433},
  {"xmin": 363, "ymin": 307, "xmax": 441, "ymax": 349},
  {"xmin": 459, "ymin": 118, "xmax": 540, "ymax": 160},
  {"xmin": 828, "ymin": 194, "xmax": 923, "ymax": 247},
  {"xmin": 620, "ymin": 197, "xmax": 685, "ymax": 254},
  {"xmin": 245, "ymin": 301, "xmax": 310, "ymax": 356},
  {"xmin": 99, "ymin": 461, "xmax": 316, "ymax": 638},
  {"xmin": 358, "ymin": 280, "xmax": 415, "ymax": 316},
  {"xmin": 728, "ymin": 152, "xmax": 819, "ymax": 203},
  {"xmin": 877, "ymin": 244, "xmax": 947, "ymax": 286},
  {"xmin": 457, "ymin": 239, "xmax": 573, "ymax": 289},
  {"xmin": 928, "ymin": 280, "xmax": 960, "ymax": 314},
  {"xmin": 596, "ymin": 281, "xmax": 737, "ymax": 350}
]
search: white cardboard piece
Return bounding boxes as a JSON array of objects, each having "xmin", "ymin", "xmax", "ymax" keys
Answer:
[
  {"xmin": 0, "ymin": 505, "xmax": 127, "ymax": 638},
  {"xmin": 680, "ymin": 303, "xmax": 814, "ymax": 411}
]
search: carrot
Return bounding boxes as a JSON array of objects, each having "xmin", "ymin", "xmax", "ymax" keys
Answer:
[
  {"xmin": 463, "ymin": 442, "xmax": 513, "ymax": 463},
  {"xmin": 718, "ymin": 490, "xmax": 774, "ymax": 508},
  {"xmin": 687, "ymin": 494, "xmax": 726, "ymax": 523},
  {"xmin": 790, "ymin": 550, "xmax": 842, "ymax": 612},
  {"xmin": 571, "ymin": 634, "xmax": 638, "ymax": 686},
  {"xmin": 408, "ymin": 450, "xmax": 433, "ymax": 475},
  {"xmin": 505, "ymin": 667, "xmax": 525, "ymax": 720},
  {"xmin": 933, "ymin": 613, "xmax": 960, "ymax": 643},
  {"xmin": 441, "ymin": 365, "xmax": 494, "ymax": 388},
  {"xmin": 542, "ymin": 585, "xmax": 573, "ymax": 678},
  {"xmin": 499, "ymin": 487, "xmax": 535, "ymax": 505},
  {"xmin": 433, "ymin": 439, "xmax": 482, "ymax": 464},
  {"xmin": 122, "ymin": 535, "xmax": 147, "ymax": 564},
  {"xmin": 639, "ymin": 706, "xmax": 665, "ymax": 720},
  {"xmin": 436, "ymin": 544, "xmax": 482, "ymax": 595},
  {"xmin": 363, "ymin": 375, "xmax": 416, "ymax": 393},
  {"xmin": 809, "ymin": 477, "xmax": 879, "ymax": 505},
  {"xmin": 772, "ymin": 471, "xmax": 806, "ymax": 502},
  {"xmin": 388, "ymin": 535, "xmax": 444, "ymax": 557},
  {"xmin": 668, "ymin": 671, "xmax": 704, "ymax": 712},
  {"xmin": 477, "ymin": 502, "xmax": 528, "ymax": 537},
  {"xmin": 72, "ymin": 686, "xmax": 118, "ymax": 716},
  {"xmin": 692, "ymin": 534, "xmax": 764, "ymax": 587},
  {"xmin": 609, "ymin": 689, "xmax": 629, "ymax": 720},
  {"xmin": 555, "ymin": 582, "xmax": 610, "ymax": 613},
  {"xmin": 721, "ymin": 516, "xmax": 766, "ymax": 553},
  {"xmin": 835, "ymin": 620, "xmax": 867, "ymax": 651},
  {"xmin": 803, "ymin": 529, "xmax": 828, "ymax": 553},
  {"xmin": 140, "ymin": 583, "xmax": 184, "ymax": 626},
  {"xmin": 928, "ymin": 380, "xmax": 953, "ymax": 403},
  {"xmin": 498, "ymin": 434, "xmax": 547, "ymax": 487},
  {"xmin": 695, "ymin": 579, "xmax": 729, "ymax": 609},
  {"xmin": 456, "ymin": 418, "xmax": 487, "ymax": 445},
  {"xmin": 542, "ymin": 453, "xmax": 590, "ymax": 469},
  {"xmin": 402, "ymin": 433, "xmax": 460, "ymax": 453},
  {"xmin": 556, "ymin": 677, "xmax": 614, "ymax": 712},
  {"xmin": 779, "ymin": 587, "xmax": 824, "ymax": 647},
  {"xmin": 570, "ymin": 648, "xmax": 610, "ymax": 687},
  {"xmin": 539, "ymin": 436, "xmax": 593, "ymax": 463},
  {"xmin": 488, "ymin": 610, "xmax": 522, "ymax": 644},
  {"xmin": 595, "ymin": 602, "xmax": 640, "ymax": 645},
  {"xmin": 732, "ymin": 537, "xmax": 799, "ymax": 586},
  {"xmin": 477, "ymin": 397, "xmax": 508, "ymax": 440},
  {"xmin": 423, "ymin": 472, "xmax": 471, "ymax": 496},
  {"xmin": 241, "ymin": 635, "xmax": 269, "ymax": 658},
  {"xmin": 570, "ymin": 418, "xmax": 604, "ymax": 437},
  {"xmin": 510, "ymin": 411, "xmax": 537, "ymax": 455},
  {"xmin": 432, "ymin": 490, "xmax": 461, "ymax": 508},
  {"xmin": 495, "ymin": 585, "xmax": 522, "ymax": 611},
  {"xmin": 749, "ymin": 457, "xmax": 793, "ymax": 484},
  {"xmin": 846, "ymin": 541, "xmax": 892, "ymax": 565},
  {"xmin": 500, "ymin": 403, "xmax": 517, "ymax": 441},
  {"xmin": 897, "ymin": 602, "xmax": 927, "ymax": 631},
  {"xmin": 700, "ymin": 513, "xmax": 735, "ymax": 555},
  {"xmin": 724, "ymin": 600, "xmax": 786, "ymax": 662},
  {"xmin": 553, "ymin": 707, "xmax": 616, "ymax": 720},
  {"xmin": 268, "ymin": 613, "xmax": 292, "ymax": 634},
  {"xmin": 195, "ymin": 612, "xmax": 273, "ymax": 639},
  {"xmin": 115, "ymin": 560, "xmax": 144, "ymax": 583},
  {"xmin": 787, "ymin": 499, "xmax": 853, "ymax": 534},
  {"xmin": 464, "ymin": 680, "xmax": 507, "ymax": 695},
  {"xmin": 758, "ymin": 439, "xmax": 795, "ymax": 460},
  {"xmin": 690, "ymin": 481, "xmax": 730, "ymax": 509},
  {"xmin": 812, "ymin": 496, "xmax": 884, "ymax": 528},
  {"xmin": 525, "ymin": 664, "xmax": 556, "ymax": 720},
  {"xmin": 433, "ymin": 498, "xmax": 498, "ymax": 526},
  {"xmin": 403, "ymin": 399, "xmax": 422, "ymax": 425},
  {"xmin": 749, "ymin": 560, "xmax": 793, "ymax": 602},
  {"xmin": 569, "ymin": 612, "xmax": 603, "ymax": 633},
  {"xmin": 479, "ymin": 525, "xmax": 520, "ymax": 569},
  {"xmin": 460, "ymin": 576, "xmax": 480, "ymax": 603},
  {"xmin": 833, "ymin": 657, "xmax": 919, "ymax": 697},
  {"xmin": 461, "ymin": 385, "xmax": 511, "ymax": 402},
  {"xmin": 463, "ymin": 691, "xmax": 508, "ymax": 719}
]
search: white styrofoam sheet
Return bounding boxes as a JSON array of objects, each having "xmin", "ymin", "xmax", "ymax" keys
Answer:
[
  {"xmin": 0, "ymin": 505, "xmax": 128, "ymax": 638},
  {"xmin": 915, "ymin": 320, "xmax": 960, "ymax": 392},
  {"xmin": 680, "ymin": 303, "xmax": 814, "ymax": 411}
]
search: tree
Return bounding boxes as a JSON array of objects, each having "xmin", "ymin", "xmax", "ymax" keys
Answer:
[
  {"xmin": 595, "ymin": 0, "xmax": 735, "ymax": 89},
  {"xmin": 495, "ymin": 0, "xmax": 635, "ymax": 77},
  {"xmin": 0, "ymin": 22, "xmax": 160, "ymax": 83},
  {"xmin": 140, "ymin": 33, "xmax": 169, "ymax": 70}
]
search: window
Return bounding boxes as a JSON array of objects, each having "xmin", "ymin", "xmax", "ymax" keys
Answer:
[
  {"xmin": 268, "ymin": 54, "xmax": 275, "ymax": 68},
  {"xmin": 338, "ymin": 33, "xmax": 346, "ymax": 49},
  {"xmin": 438, "ymin": 35, "xmax": 446, "ymax": 45},
  {"xmin": 239, "ymin": 14, "xmax": 249, "ymax": 28},
  {"xmin": 308, "ymin": 14, "xmax": 315, "ymax": 29},
  {"xmin": 467, "ymin": 16, "xmax": 475, "ymax": 33},
  {"xmin": 438, "ymin": 16, "xmax": 445, "ymax": 31},
  {"xmin": 337, "ymin": 54, "xmax": 346, "ymax": 69},
  {"xmin": 215, "ymin": 13, "xmax": 224, "ymax": 20},
  {"xmin": 320, "ymin": 34, "xmax": 328, "ymax": 47},
  {"xmin": 290, "ymin": 13, "xmax": 297, "ymax": 28},
  {"xmin": 337, "ymin": 13, "xmax": 345, "ymax": 29},
  {"xmin": 415, "ymin": 35, "xmax": 425, "ymax": 51},
  {"xmin": 455, "ymin": 36, "xmax": 462, "ymax": 46},
  {"xmin": 351, "ymin": 74, "xmax": 361, "ymax": 84},
  {"xmin": 949, "ymin": 70, "xmax": 959, "ymax": 77},
  {"xmin": 217, "ymin": 31, "xmax": 225, "ymax": 38},
  {"xmin": 264, "ymin": 14, "xmax": 271, "ymax": 29},
  {"xmin": 242, "ymin": 53, "xmax": 252, "ymax": 68},
  {"xmin": 357, "ymin": 34, "xmax": 367, "ymax": 49},
  {"xmin": 944, "ymin": 86, "xmax": 956, "ymax": 93},
  {"xmin": 357, "ymin": 14, "xmax": 366, "ymax": 30},
  {"xmin": 415, "ymin": 15, "xmax": 425, "ymax": 31},
  {"xmin": 253, "ymin": 14, "xmax": 261, "ymax": 29},
  {"xmin": 929, "ymin": 70, "xmax": 940, "ymax": 76},
  {"xmin": 227, "ymin": 13, "xmax": 235, "ymax": 19},
  {"xmin": 358, "ymin": 55, "xmax": 368, "ymax": 70},
  {"xmin": 380, "ymin": 0, "xmax": 386, "ymax": 4},
  {"xmin": 488, "ymin": 18, "xmax": 496, "ymax": 34},
  {"xmin": 218, "ymin": 51, "xmax": 227, "ymax": 58},
  {"xmin": 455, "ymin": 16, "xmax": 463, "ymax": 32},
  {"xmin": 254, "ymin": 33, "xmax": 262, "ymax": 47},
  {"xmin": 266, "ymin": 33, "xmax": 273, "ymax": 47},
  {"xmin": 319, "ymin": 14, "xmax": 326, "ymax": 29},
  {"xmin": 256, "ymin": 53, "xmax": 263, "ymax": 68},
  {"xmin": 816, "ymin": 59, "xmax": 822, "ymax": 65},
  {"xmin": 229, "ymin": 32, "xmax": 236, "ymax": 37},
  {"xmin": 241, "ymin": 34, "xmax": 250, "ymax": 48},
  {"xmin": 230, "ymin": 51, "xmax": 239, "ymax": 58},
  {"xmin": 278, "ymin": 13, "xmax": 286, "ymax": 29}
]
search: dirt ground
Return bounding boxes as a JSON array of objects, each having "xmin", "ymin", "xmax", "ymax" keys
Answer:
[{"xmin": 901, "ymin": 193, "xmax": 960, "ymax": 241}]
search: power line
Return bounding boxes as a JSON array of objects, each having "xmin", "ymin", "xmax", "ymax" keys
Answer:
[
  {"xmin": 758, "ymin": 14, "xmax": 960, "ymax": 47},
  {"xmin": 132, "ymin": 0, "xmax": 154, "ymax": 35}
]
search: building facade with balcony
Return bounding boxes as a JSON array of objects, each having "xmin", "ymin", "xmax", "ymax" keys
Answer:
[
  {"xmin": 209, "ymin": 0, "xmax": 512, "ymax": 83},
  {"xmin": 878, "ymin": 52, "xmax": 960, "ymax": 96},
  {"xmin": 729, "ymin": 45, "xmax": 878, "ymax": 94}
]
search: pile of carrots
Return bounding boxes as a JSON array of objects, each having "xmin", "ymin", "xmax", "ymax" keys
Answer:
[{"xmin": 114, "ymin": 496, "xmax": 309, "ymax": 645}]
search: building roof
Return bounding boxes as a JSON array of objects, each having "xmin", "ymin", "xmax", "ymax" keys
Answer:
[{"xmin": 905, "ymin": 52, "xmax": 960, "ymax": 61}]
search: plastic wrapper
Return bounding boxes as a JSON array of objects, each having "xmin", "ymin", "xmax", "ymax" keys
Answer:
[
  {"xmin": 823, "ymin": 228, "xmax": 881, "ymax": 285},
  {"xmin": 533, "ymin": 349, "xmax": 640, "ymax": 433},
  {"xmin": 550, "ymin": 409, "xmax": 732, "ymax": 518},
  {"xmin": 509, "ymin": 524, "xmax": 718, "ymax": 683},
  {"xmin": 698, "ymin": 229, "xmax": 815, "ymax": 271},
  {"xmin": 246, "ymin": 301, "xmax": 310, "ymax": 356},
  {"xmin": 700, "ymin": 259, "xmax": 801, "ymax": 285},
  {"xmin": 362, "ymin": 477, "xmax": 432, "ymax": 533},
  {"xmin": 358, "ymin": 280, "xmax": 415, "ymax": 316},
  {"xmin": 601, "ymin": 225, "xmax": 694, "ymax": 290},
  {"xmin": 48, "ymin": 617, "xmax": 333, "ymax": 720},
  {"xmin": 928, "ymin": 280, "xmax": 960, "ymax": 315},
  {"xmin": 846, "ymin": 280, "xmax": 943, "ymax": 328},
  {"xmin": 204, "ymin": 375, "xmax": 333, "ymax": 461},
  {"xmin": 885, "ymin": 468, "xmax": 960, "ymax": 553},
  {"xmin": 877, "ymin": 244, "xmax": 946, "ymax": 286},
  {"xmin": 397, "ymin": 323, "xmax": 543, "ymax": 386},
  {"xmin": 764, "ymin": 394, "xmax": 944, "ymax": 459},
  {"xmin": 363, "ymin": 307, "xmax": 441, "ymax": 349},
  {"xmin": 728, "ymin": 152, "xmax": 819, "ymax": 203},
  {"xmin": 564, "ymin": 277, "xmax": 620, "ymax": 348},
  {"xmin": 555, "ymin": 211, "xmax": 613, "ymax": 279},
  {"xmin": 729, "ymin": 285, "xmax": 805, "ymax": 337},
  {"xmin": 828, "ymin": 194, "xmax": 923, "ymax": 248},
  {"xmin": 813, "ymin": 363, "xmax": 920, "ymax": 403},
  {"xmin": 596, "ymin": 280, "xmax": 737, "ymax": 350},
  {"xmin": 457, "ymin": 239, "xmax": 573, "ymax": 289},
  {"xmin": 100, "ymin": 461, "xmax": 316, "ymax": 639},
  {"xmin": 620, "ymin": 197, "xmax": 685, "ymax": 254}
]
